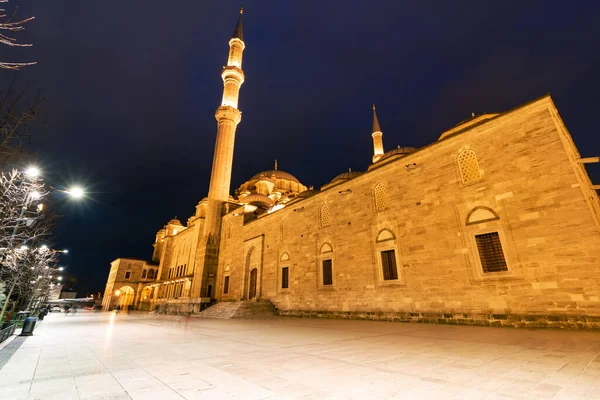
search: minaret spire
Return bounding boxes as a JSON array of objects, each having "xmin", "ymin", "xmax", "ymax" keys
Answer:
[
  {"xmin": 204, "ymin": 11, "xmax": 247, "ymax": 241},
  {"xmin": 371, "ymin": 104, "xmax": 384, "ymax": 163},
  {"xmin": 232, "ymin": 7, "xmax": 243, "ymax": 40}
]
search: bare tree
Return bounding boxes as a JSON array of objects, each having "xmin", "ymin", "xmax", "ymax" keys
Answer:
[
  {"xmin": 0, "ymin": 0, "xmax": 36, "ymax": 70},
  {"xmin": 0, "ymin": 167, "xmax": 51, "ymax": 322}
]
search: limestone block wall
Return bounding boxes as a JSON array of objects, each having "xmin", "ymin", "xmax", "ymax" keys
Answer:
[{"xmin": 216, "ymin": 96, "xmax": 600, "ymax": 327}]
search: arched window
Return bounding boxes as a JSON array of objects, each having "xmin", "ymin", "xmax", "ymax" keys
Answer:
[
  {"xmin": 141, "ymin": 269, "xmax": 147, "ymax": 279},
  {"xmin": 320, "ymin": 203, "xmax": 331, "ymax": 227},
  {"xmin": 319, "ymin": 243, "xmax": 333, "ymax": 286},
  {"xmin": 373, "ymin": 183, "xmax": 388, "ymax": 211},
  {"xmin": 147, "ymin": 269, "xmax": 155, "ymax": 279},
  {"xmin": 458, "ymin": 150, "xmax": 482, "ymax": 185}
]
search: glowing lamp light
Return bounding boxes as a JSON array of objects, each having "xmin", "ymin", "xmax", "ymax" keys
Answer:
[
  {"xmin": 62, "ymin": 249, "xmax": 69, "ymax": 254},
  {"xmin": 30, "ymin": 191, "xmax": 42, "ymax": 200},
  {"xmin": 57, "ymin": 276, "xmax": 63, "ymax": 281},
  {"xmin": 115, "ymin": 290, "xmax": 121, "ymax": 296},
  {"xmin": 25, "ymin": 166, "xmax": 40, "ymax": 178},
  {"xmin": 58, "ymin": 267, "xmax": 64, "ymax": 271},
  {"xmin": 66, "ymin": 186, "xmax": 85, "ymax": 199},
  {"xmin": 37, "ymin": 203, "xmax": 44, "ymax": 212},
  {"xmin": 40, "ymin": 244, "xmax": 48, "ymax": 250},
  {"xmin": 20, "ymin": 245, "xmax": 28, "ymax": 251}
]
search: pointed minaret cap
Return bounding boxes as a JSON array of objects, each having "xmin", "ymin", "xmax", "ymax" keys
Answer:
[
  {"xmin": 232, "ymin": 7, "xmax": 244, "ymax": 41},
  {"xmin": 372, "ymin": 104, "xmax": 382, "ymax": 134}
]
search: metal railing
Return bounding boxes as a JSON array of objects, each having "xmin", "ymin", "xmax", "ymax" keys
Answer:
[{"xmin": 0, "ymin": 323, "xmax": 16, "ymax": 344}]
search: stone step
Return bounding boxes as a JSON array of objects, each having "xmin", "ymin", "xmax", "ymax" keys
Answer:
[{"xmin": 195, "ymin": 300, "xmax": 277, "ymax": 319}]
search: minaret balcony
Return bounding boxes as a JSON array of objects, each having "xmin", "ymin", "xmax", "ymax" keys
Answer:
[
  {"xmin": 221, "ymin": 66, "xmax": 245, "ymax": 84},
  {"xmin": 215, "ymin": 106, "xmax": 242, "ymax": 124}
]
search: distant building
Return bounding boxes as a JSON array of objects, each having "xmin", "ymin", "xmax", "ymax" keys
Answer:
[
  {"xmin": 103, "ymin": 11, "xmax": 600, "ymax": 328},
  {"xmin": 59, "ymin": 292, "xmax": 77, "ymax": 300}
]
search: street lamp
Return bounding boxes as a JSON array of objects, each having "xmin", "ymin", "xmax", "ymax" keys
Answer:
[
  {"xmin": 65, "ymin": 186, "xmax": 85, "ymax": 199},
  {"xmin": 25, "ymin": 166, "xmax": 40, "ymax": 178}
]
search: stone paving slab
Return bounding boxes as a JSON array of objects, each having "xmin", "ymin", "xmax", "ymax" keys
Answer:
[{"xmin": 0, "ymin": 311, "xmax": 599, "ymax": 399}]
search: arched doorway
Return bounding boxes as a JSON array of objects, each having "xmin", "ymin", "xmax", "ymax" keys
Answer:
[
  {"xmin": 249, "ymin": 268, "xmax": 257, "ymax": 299},
  {"xmin": 117, "ymin": 286, "xmax": 135, "ymax": 309}
]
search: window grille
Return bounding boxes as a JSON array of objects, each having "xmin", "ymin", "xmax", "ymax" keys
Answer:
[
  {"xmin": 322, "ymin": 259, "xmax": 333, "ymax": 285},
  {"xmin": 320, "ymin": 204, "xmax": 331, "ymax": 227},
  {"xmin": 458, "ymin": 150, "xmax": 482, "ymax": 184},
  {"xmin": 282, "ymin": 267, "xmax": 289, "ymax": 289},
  {"xmin": 381, "ymin": 250, "xmax": 398, "ymax": 280},
  {"xmin": 475, "ymin": 232, "xmax": 508, "ymax": 273},
  {"xmin": 148, "ymin": 269, "xmax": 155, "ymax": 279},
  {"xmin": 223, "ymin": 276, "xmax": 229, "ymax": 294},
  {"xmin": 374, "ymin": 183, "xmax": 388, "ymax": 211}
]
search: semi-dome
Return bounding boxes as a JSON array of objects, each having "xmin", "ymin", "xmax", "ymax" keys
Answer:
[
  {"xmin": 250, "ymin": 170, "xmax": 300, "ymax": 183},
  {"xmin": 168, "ymin": 218, "xmax": 182, "ymax": 226}
]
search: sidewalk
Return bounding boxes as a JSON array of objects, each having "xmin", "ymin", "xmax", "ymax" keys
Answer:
[{"xmin": 0, "ymin": 311, "xmax": 599, "ymax": 399}]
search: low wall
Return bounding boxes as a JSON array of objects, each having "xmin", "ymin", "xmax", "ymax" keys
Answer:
[{"xmin": 277, "ymin": 309, "xmax": 600, "ymax": 330}]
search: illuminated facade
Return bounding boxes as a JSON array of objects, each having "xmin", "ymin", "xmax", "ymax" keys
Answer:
[{"xmin": 103, "ymin": 11, "xmax": 600, "ymax": 328}]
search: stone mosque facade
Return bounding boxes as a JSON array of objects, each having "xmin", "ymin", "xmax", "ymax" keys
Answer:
[{"xmin": 103, "ymin": 11, "xmax": 600, "ymax": 328}]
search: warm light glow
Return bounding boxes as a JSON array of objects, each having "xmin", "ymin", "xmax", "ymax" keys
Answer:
[
  {"xmin": 58, "ymin": 267, "xmax": 64, "ymax": 271},
  {"xmin": 57, "ymin": 276, "xmax": 62, "ymax": 281},
  {"xmin": 66, "ymin": 186, "xmax": 85, "ymax": 199},
  {"xmin": 62, "ymin": 249, "xmax": 69, "ymax": 254},
  {"xmin": 30, "ymin": 191, "xmax": 42, "ymax": 200},
  {"xmin": 268, "ymin": 204, "xmax": 285, "ymax": 214},
  {"xmin": 25, "ymin": 166, "xmax": 40, "ymax": 178},
  {"xmin": 37, "ymin": 203, "xmax": 44, "ymax": 212},
  {"xmin": 20, "ymin": 245, "xmax": 28, "ymax": 251},
  {"xmin": 40, "ymin": 244, "xmax": 48, "ymax": 250},
  {"xmin": 115, "ymin": 289, "xmax": 121, "ymax": 296}
]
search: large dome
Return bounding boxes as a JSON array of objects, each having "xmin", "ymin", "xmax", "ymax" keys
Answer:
[{"xmin": 250, "ymin": 170, "xmax": 300, "ymax": 183}]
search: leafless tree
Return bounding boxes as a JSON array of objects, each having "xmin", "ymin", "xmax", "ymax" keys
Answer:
[
  {"xmin": 0, "ymin": 79, "xmax": 44, "ymax": 167},
  {"xmin": 0, "ymin": 167, "xmax": 53, "ymax": 322},
  {"xmin": 0, "ymin": 0, "xmax": 36, "ymax": 70}
]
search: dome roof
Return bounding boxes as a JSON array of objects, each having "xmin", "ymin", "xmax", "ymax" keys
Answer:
[
  {"xmin": 330, "ymin": 170, "xmax": 363, "ymax": 184},
  {"xmin": 168, "ymin": 218, "xmax": 182, "ymax": 226},
  {"xmin": 250, "ymin": 170, "xmax": 300, "ymax": 183}
]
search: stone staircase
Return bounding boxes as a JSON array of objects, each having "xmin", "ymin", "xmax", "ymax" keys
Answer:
[{"xmin": 195, "ymin": 300, "xmax": 277, "ymax": 319}]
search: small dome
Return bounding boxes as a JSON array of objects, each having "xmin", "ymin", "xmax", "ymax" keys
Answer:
[
  {"xmin": 330, "ymin": 170, "xmax": 362, "ymax": 184},
  {"xmin": 379, "ymin": 146, "xmax": 417, "ymax": 161},
  {"xmin": 250, "ymin": 170, "xmax": 300, "ymax": 183},
  {"xmin": 168, "ymin": 218, "xmax": 182, "ymax": 226}
]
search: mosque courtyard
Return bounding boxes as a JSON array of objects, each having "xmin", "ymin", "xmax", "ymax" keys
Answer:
[{"xmin": 0, "ymin": 312, "xmax": 599, "ymax": 399}]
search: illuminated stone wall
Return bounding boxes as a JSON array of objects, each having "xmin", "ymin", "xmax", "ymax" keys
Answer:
[{"xmin": 216, "ymin": 96, "xmax": 600, "ymax": 326}]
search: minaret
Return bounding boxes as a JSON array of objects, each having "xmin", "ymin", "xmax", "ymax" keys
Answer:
[
  {"xmin": 371, "ymin": 104, "xmax": 384, "ymax": 163},
  {"xmin": 204, "ymin": 8, "xmax": 246, "ymax": 241}
]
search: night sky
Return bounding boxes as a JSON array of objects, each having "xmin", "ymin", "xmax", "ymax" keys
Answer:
[{"xmin": 3, "ymin": 1, "xmax": 599, "ymax": 295}]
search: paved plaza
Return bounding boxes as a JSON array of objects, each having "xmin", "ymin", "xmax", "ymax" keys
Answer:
[{"xmin": 0, "ymin": 312, "xmax": 599, "ymax": 399}]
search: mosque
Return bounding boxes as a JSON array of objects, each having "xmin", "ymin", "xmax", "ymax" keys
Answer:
[{"xmin": 102, "ymin": 11, "xmax": 600, "ymax": 328}]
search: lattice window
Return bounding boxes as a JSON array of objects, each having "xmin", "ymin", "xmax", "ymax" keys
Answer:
[
  {"xmin": 381, "ymin": 250, "xmax": 398, "ymax": 280},
  {"xmin": 281, "ymin": 267, "xmax": 289, "ymax": 289},
  {"xmin": 458, "ymin": 150, "xmax": 482, "ymax": 184},
  {"xmin": 142, "ymin": 270, "xmax": 147, "ymax": 279},
  {"xmin": 320, "ymin": 203, "xmax": 331, "ymax": 227},
  {"xmin": 374, "ymin": 183, "xmax": 388, "ymax": 211},
  {"xmin": 223, "ymin": 276, "xmax": 229, "ymax": 294},
  {"xmin": 322, "ymin": 259, "xmax": 333, "ymax": 285},
  {"xmin": 475, "ymin": 232, "xmax": 508, "ymax": 273}
]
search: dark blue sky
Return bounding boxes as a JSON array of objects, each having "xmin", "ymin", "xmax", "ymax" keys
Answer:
[{"xmin": 3, "ymin": 1, "xmax": 600, "ymax": 294}]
